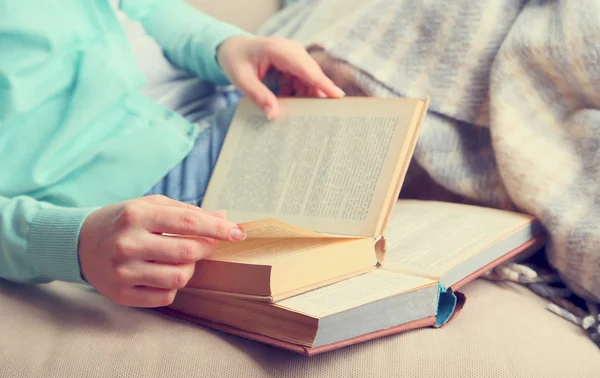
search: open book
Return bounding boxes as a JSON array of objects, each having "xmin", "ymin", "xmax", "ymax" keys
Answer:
[
  {"xmin": 165, "ymin": 199, "xmax": 545, "ymax": 355},
  {"xmin": 161, "ymin": 97, "xmax": 546, "ymax": 355},
  {"xmin": 182, "ymin": 96, "xmax": 428, "ymax": 300}
]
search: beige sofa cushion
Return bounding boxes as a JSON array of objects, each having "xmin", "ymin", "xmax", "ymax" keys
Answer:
[
  {"xmin": 187, "ymin": 0, "xmax": 280, "ymax": 32},
  {"xmin": 1, "ymin": 278, "xmax": 598, "ymax": 377}
]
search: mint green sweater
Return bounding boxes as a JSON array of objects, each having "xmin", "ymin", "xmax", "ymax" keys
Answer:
[{"xmin": 0, "ymin": 0, "xmax": 247, "ymax": 284}]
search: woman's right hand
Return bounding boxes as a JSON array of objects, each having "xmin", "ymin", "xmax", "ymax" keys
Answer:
[{"xmin": 78, "ymin": 195, "xmax": 245, "ymax": 307}]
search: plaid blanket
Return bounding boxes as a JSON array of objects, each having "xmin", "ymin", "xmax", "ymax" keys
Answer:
[{"xmin": 259, "ymin": 0, "xmax": 600, "ymax": 346}]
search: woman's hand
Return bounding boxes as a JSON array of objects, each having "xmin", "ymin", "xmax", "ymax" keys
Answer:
[
  {"xmin": 78, "ymin": 195, "xmax": 246, "ymax": 307},
  {"xmin": 217, "ymin": 36, "xmax": 345, "ymax": 120}
]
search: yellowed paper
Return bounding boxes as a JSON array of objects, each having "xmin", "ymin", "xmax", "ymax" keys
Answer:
[
  {"xmin": 211, "ymin": 218, "xmax": 355, "ymax": 264},
  {"xmin": 201, "ymin": 97, "xmax": 424, "ymax": 237}
]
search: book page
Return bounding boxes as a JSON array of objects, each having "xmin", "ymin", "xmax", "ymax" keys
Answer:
[
  {"xmin": 210, "ymin": 218, "xmax": 356, "ymax": 264},
  {"xmin": 276, "ymin": 270, "xmax": 435, "ymax": 318},
  {"xmin": 201, "ymin": 97, "xmax": 425, "ymax": 237},
  {"xmin": 382, "ymin": 200, "xmax": 534, "ymax": 277},
  {"xmin": 235, "ymin": 218, "xmax": 336, "ymax": 238}
]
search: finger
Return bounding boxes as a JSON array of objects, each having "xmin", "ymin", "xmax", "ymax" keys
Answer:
[
  {"xmin": 116, "ymin": 286, "xmax": 178, "ymax": 308},
  {"xmin": 230, "ymin": 63, "xmax": 279, "ymax": 120},
  {"xmin": 141, "ymin": 206, "xmax": 246, "ymax": 241},
  {"xmin": 125, "ymin": 260, "xmax": 196, "ymax": 290},
  {"xmin": 295, "ymin": 57, "xmax": 344, "ymax": 98},
  {"xmin": 138, "ymin": 196, "xmax": 228, "ymax": 236},
  {"xmin": 272, "ymin": 48, "xmax": 345, "ymax": 98},
  {"xmin": 312, "ymin": 87, "xmax": 327, "ymax": 98},
  {"xmin": 123, "ymin": 233, "xmax": 216, "ymax": 263},
  {"xmin": 258, "ymin": 60, "xmax": 271, "ymax": 81},
  {"xmin": 141, "ymin": 195, "xmax": 225, "ymax": 217}
]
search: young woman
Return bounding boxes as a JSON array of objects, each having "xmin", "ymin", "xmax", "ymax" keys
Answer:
[{"xmin": 0, "ymin": 0, "xmax": 344, "ymax": 308}]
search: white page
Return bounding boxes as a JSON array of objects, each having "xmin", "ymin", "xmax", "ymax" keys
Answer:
[
  {"xmin": 277, "ymin": 269, "xmax": 435, "ymax": 318},
  {"xmin": 382, "ymin": 200, "xmax": 533, "ymax": 277}
]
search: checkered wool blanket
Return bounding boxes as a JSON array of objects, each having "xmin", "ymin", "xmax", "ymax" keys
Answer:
[{"xmin": 259, "ymin": 0, "xmax": 600, "ymax": 345}]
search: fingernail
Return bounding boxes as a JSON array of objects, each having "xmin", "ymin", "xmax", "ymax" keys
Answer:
[
  {"xmin": 230, "ymin": 226, "xmax": 247, "ymax": 241},
  {"xmin": 263, "ymin": 106, "xmax": 275, "ymax": 120},
  {"xmin": 335, "ymin": 87, "xmax": 346, "ymax": 97}
]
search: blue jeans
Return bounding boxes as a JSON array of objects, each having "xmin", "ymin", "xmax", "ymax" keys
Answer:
[{"xmin": 144, "ymin": 91, "xmax": 239, "ymax": 206}]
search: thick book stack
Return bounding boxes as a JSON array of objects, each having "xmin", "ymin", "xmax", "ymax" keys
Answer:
[{"xmin": 160, "ymin": 97, "xmax": 546, "ymax": 355}]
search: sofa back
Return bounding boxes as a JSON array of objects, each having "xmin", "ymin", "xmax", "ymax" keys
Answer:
[{"xmin": 187, "ymin": 0, "xmax": 280, "ymax": 32}]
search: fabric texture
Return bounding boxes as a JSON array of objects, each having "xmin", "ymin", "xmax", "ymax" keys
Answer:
[
  {"xmin": 116, "ymin": 5, "xmax": 243, "ymax": 206},
  {"xmin": 145, "ymin": 104, "xmax": 238, "ymax": 206},
  {"xmin": 1, "ymin": 278, "xmax": 598, "ymax": 377},
  {"xmin": 114, "ymin": 2, "xmax": 234, "ymax": 123},
  {"xmin": 259, "ymin": 0, "xmax": 600, "ymax": 345},
  {"xmin": 0, "ymin": 0, "xmax": 248, "ymax": 285}
]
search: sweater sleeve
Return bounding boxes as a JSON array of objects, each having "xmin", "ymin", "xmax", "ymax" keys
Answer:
[
  {"xmin": 0, "ymin": 195, "xmax": 95, "ymax": 284},
  {"xmin": 120, "ymin": 0, "xmax": 252, "ymax": 85}
]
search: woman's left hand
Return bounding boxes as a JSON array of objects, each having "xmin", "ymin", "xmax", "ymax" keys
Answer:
[{"xmin": 217, "ymin": 36, "xmax": 345, "ymax": 120}]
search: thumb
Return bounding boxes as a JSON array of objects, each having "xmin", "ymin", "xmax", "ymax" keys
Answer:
[{"xmin": 231, "ymin": 64, "xmax": 279, "ymax": 120}]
